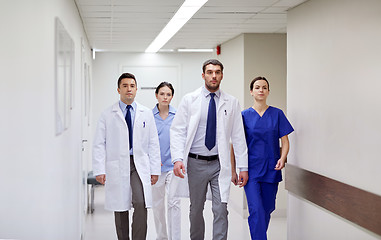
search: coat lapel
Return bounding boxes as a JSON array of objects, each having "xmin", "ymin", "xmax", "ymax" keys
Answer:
[
  {"xmin": 112, "ymin": 102, "xmax": 126, "ymax": 124},
  {"xmin": 188, "ymin": 88, "xmax": 202, "ymax": 138},
  {"xmin": 217, "ymin": 91, "xmax": 228, "ymax": 114}
]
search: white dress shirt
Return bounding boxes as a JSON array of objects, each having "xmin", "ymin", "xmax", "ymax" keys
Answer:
[{"xmin": 189, "ymin": 86, "xmax": 220, "ymax": 156}]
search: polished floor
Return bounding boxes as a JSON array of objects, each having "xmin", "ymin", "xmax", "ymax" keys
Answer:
[{"xmin": 84, "ymin": 186, "xmax": 286, "ymax": 240}]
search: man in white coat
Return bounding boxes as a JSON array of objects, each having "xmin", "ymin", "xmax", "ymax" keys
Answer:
[
  {"xmin": 93, "ymin": 73, "xmax": 161, "ymax": 240},
  {"xmin": 170, "ymin": 59, "xmax": 248, "ymax": 240}
]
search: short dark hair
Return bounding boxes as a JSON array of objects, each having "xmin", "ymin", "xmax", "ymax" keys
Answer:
[
  {"xmin": 117, "ymin": 73, "xmax": 137, "ymax": 88},
  {"xmin": 202, "ymin": 59, "xmax": 224, "ymax": 73},
  {"xmin": 155, "ymin": 82, "xmax": 174, "ymax": 96},
  {"xmin": 250, "ymin": 76, "xmax": 270, "ymax": 91}
]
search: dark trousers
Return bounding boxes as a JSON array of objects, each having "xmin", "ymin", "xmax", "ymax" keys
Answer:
[
  {"xmin": 114, "ymin": 157, "xmax": 147, "ymax": 240},
  {"xmin": 244, "ymin": 180, "xmax": 279, "ymax": 240}
]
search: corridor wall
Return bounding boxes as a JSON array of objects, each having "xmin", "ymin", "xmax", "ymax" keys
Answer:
[
  {"xmin": 287, "ymin": 0, "xmax": 381, "ymax": 239},
  {"xmin": 0, "ymin": 0, "xmax": 92, "ymax": 239}
]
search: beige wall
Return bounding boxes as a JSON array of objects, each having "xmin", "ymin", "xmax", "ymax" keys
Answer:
[
  {"xmin": 219, "ymin": 34, "xmax": 245, "ymax": 106},
  {"xmin": 243, "ymin": 34, "xmax": 287, "ymax": 111},
  {"xmin": 287, "ymin": 0, "xmax": 381, "ymax": 239}
]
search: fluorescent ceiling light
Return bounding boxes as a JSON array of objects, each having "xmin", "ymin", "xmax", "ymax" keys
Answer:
[
  {"xmin": 145, "ymin": 0, "xmax": 208, "ymax": 53},
  {"xmin": 158, "ymin": 49, "xmax": 176, "ymax": 52},
  {"xmin": 177, "ymin": 48, "xmax": 214, "ymax": 52}
]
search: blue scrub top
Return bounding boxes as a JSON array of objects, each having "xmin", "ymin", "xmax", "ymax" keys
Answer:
[
  {"xmin": 153, "ymin": 104, "xmax": 176, "ymax": 172},
  {"xmin": 242, "ymin": 106, "xmax": 294, "ymax": 183}
]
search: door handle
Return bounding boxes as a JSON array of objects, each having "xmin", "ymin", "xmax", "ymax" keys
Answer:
[{"xmin": 82, "ymin": 139, "xmax": 88, "ymax": 151}]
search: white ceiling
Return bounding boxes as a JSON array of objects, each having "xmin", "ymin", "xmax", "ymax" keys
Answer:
[{"xmin": 75, "ymin": 0, "xmax": 307, "ymax": 52}]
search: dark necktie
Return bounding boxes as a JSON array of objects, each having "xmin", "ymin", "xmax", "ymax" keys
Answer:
[
  {"xmin": 126, "ymin": 105, "xmax": 133, "ymax": 150},
  {"xmin": 205, "ymin": 93, "xmax": 216, "ymax": 150}
]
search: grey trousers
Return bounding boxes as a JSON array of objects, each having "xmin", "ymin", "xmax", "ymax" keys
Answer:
[
  {"xmin": 114, "ymin": 157, "xmax": 147, "ymax": 240},
  {"xmin": 187, "ymin": 156, "xmax": 228, "ymax": 240}
]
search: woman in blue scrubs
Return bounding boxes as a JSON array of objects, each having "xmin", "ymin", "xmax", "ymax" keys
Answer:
[
  {"xmin": 242, "ymin": 76, "xmax": 294, "ymax": 240},
  {"xmin": 151, "ymin": 82, "xmax": 181, "ymax": 240}
]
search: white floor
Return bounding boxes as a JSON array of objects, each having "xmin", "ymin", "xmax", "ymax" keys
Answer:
[{"xmin": 84, "ymin": 186, "xmax": 286, "ymax": 240}]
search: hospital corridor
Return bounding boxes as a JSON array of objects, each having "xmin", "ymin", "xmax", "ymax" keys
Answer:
[
  {"xmin": 1, "ymin": 0, "xmax": 381, "ymax": 239},
  {"xmin": 84, "ymin": 185, "xmax": 286, "ymax": 240}
]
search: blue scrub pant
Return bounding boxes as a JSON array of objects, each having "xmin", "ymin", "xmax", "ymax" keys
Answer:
[{"xmin": 244, "ymin": 180, "xmax": 279, "ymax": 240}]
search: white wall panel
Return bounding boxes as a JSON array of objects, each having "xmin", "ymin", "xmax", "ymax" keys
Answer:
[{"xmin": 0, "ymin": 0, "xmax": 92, "ymax": 239}]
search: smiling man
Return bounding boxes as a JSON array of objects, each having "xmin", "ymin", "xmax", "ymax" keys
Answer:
[
  {"xmin": 170, "ymin": 59, "xmax": 249, "ymax": 240},
  {"xmin": 93, "ymin": 73, "xmax": 161, "ymax": 240}
]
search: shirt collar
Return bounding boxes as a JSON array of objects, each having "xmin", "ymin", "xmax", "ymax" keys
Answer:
[
  {"xmin": 119, "ymin": 100, "xmax": 136, "ymax": 111},
  {"xmin": 153, "ymin": 104, "xmax": 176, "ymax": 115},
  {"xmin": 202, "ymin": 85, "xmax": 221, "ymax": 98},
  {"xmin": 168, "ymin": 105, "xmax": 176, "ymax": 114},
  {"xmin": 153, "ymin": 104, "xmax": 159, "ymax": 115}
]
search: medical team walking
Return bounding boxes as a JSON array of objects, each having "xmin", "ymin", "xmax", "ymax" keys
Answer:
[{"xmin": 92, "ymin": 59, "xmax": 293, "ymax": 240}]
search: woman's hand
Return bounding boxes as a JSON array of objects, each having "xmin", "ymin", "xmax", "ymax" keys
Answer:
[
  {"xmin": 275, "ymin": 158, "xmax": 286, "ymax": 170},
  {"xmin": 238, "ymin": 171, "xmax": 248, "ymax": 187},
  {"xmin": 275, "ymin": 135, "xmax": 290, "ymax": 170}
]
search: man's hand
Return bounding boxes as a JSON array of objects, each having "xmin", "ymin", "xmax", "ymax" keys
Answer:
[
  {"xmin": 173, "ymin": 161, "xmax": 186, "ymax": 178},
  {"xmin": 95, "ymin": 174, "xmax": 106, "ymax": 185},
  {"xmin": 237, "ymin": 171, "xmax": 248, "ymax": 188},
  {"xmin": 151, "ymin": 175, "xmax": 159, "ymax": 185}
]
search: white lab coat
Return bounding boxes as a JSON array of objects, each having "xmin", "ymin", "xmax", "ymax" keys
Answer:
[
  {"xmin": 93, "ymin": 101, "xmax": 161, "ymax": 211},
  {"xmin": 170, "ymin": 87, "xmax": 248, "ymax": 203}
]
